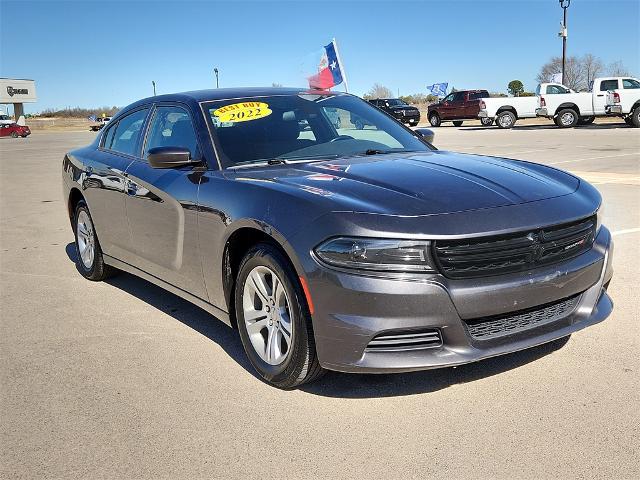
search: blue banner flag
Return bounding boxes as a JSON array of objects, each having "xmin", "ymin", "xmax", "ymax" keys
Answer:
[{"xmin": 427, "ymin": 83, "xmax": 448, "ymax": 97}]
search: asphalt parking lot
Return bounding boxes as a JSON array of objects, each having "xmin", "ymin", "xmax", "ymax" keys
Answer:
[{"xmin": 1, "ymin": 121, "xmax": 639, "ymax": 479}]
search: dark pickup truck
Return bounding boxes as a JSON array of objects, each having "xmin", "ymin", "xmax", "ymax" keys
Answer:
[
  {"xmin": 368, "ymin": 98, "xmax": 420, "ymax": 126},
  {"xmin": 427, "ymin": 90, "xmax": 491, "ymax": 127}
]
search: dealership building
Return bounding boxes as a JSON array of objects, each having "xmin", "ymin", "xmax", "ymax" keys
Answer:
[{"xmin": 0, "ymin": 78, "xmax": 37, "ymax": 123}]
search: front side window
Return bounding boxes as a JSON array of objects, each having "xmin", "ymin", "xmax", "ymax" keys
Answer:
[
  {"xmin": 622, "ymin": 78, "xmax": 640, "ymax": 89},
  {"xmin": 144, "ymin": 106, "xmax": 199, "ymax": 159},
  {"xmin": 107, "ymin": 108, "xmax": 149, "ymax": 156},
  {"xmin": 203, "ymin": 94, "xmax": 431, "ymax": 167},
  {"xmin": 600, "ymin": 79, "xmax": 619, "ymax": 91}
]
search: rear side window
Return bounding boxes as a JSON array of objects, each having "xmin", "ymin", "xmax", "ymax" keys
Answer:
[
  {"xmin": 599, "ymin": 79, "xmax": 619, "ymax": 91},
  {"xmin": 546, "ymin": 85, "xmax": 570, "ymax": 94},
  {"xmin": 144, "ymin": 106, "xmax": 199, "ymax": 159},
  {"xmin": 107, "ymin": 109, "xmax": 149, "ymax": 156},
  {"xmin": 622, "ymin": 78, "xmax": 640, "ymax": 89},
  {"xmin": 469, "ymin": 91, "xmax": 487, "ymax": 100}
]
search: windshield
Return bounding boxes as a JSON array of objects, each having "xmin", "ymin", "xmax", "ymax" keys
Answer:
[
  {"xmin": 203, "ymin": 93, "xmax": 431, "ymax": 167},
  {"xmin": 386, "ymin": 99, "xmax": 408, "ymax": 106}
]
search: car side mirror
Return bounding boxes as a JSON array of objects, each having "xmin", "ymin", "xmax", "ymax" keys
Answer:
[
  {"xmin": 414, "ymin": 128, "xmax": 435, "ymax": 144},
  {"xmin": 148, "ymin": 146, "xmax": 197, "ymax": 169}
]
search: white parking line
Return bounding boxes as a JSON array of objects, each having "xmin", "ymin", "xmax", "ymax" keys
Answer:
[{"xmin": 611, "ymin": 227, "xmax": 640, "ymax": 237}]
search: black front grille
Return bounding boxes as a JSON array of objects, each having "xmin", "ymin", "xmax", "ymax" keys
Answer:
[
  {"xmin": 433, "ymin": 216, "xmax": 596, "ymax": 279},
  {"xmin": 366, "ymin": 329, "xmax": 442, "ymax": 352},
  {"xmin": 464, "ymin": 293, "xmax": 581, "ymax": 340}
]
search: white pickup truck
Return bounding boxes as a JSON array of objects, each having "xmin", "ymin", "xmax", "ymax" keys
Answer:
[
  {"xmin": 536, "ymin": 77, "xmax": 638, "ymax": 127},
  {"xmin": 605, "ymin": 78, "xmax": 640, "ymax": 127},
  {"xmin": 477, "ymin": 83, "xmax": 569, "ymax": 129}
]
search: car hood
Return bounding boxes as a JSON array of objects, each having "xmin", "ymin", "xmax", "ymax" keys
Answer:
[{"xmin": 229, "ymin": 151, "xmax": 580, "ymax": 216}]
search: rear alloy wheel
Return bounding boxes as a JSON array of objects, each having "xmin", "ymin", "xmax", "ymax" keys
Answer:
[
  {"xmin": 235, "ymin": 243, "xmax": 324, "ymax": 389},
  {"xmin": 452, "ymin": 120, "xmax": 463, "ymax": 127},
  {"xmin": 428, "ymin": 113, "xmax": 441, "ymax": 127},
  {"xmin": 73, "ymin": 201, "xmax": 115, "ymax": 281},
  {"xmin": 496, "ymin": 111, "xmax": 516, "ymax": 129},
  {"xmin": 578, "ymin": 116, "xmax": 595, "ymax": 125},
  {"xmin": 555, "ymin": 109, "xmax": 578, "ymax": 128},
  {"xmin": 480, "ymin": 117, "xmax": 494, "ymax": 126},
  {"xmin": 631, "ymin": 106, "xmax": 640, "ymax": 128}
]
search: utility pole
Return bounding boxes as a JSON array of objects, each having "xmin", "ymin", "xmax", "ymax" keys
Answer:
[
  {"xmin": 152, "ymin": 81, "xmax": 156, "ymax": 96},
  {"xmin": 214, "ymin": 68, "xmax": 219, "ymax": 88},
  {"xmin": 559, "ymin": 0, "xmax": 570, "ymax": 85}
]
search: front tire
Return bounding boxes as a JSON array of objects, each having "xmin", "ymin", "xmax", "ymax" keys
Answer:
[
  {"xmin": 555, "ymin": 109, "xmax": 578, "ymax": 128},
  {"xmin": 452, "ymin": 120, "xmax": 463, "ymax": 127},
  {"xmin": 235, "ymin": 243, "xmax": 324, "ymax": 389},
  {"xmin": 496, "ymin": 111, "xmax": 516, "ymax": 129},
  {"xmin": 428, "ymin": 113, "xmax": 441, "ymax": 127},
  {"xmin": 631, "ymin": 106, "xmax": 640, "ymax": 127},
  {"xmin": 73, "ymin": 201, "xmax": 115, "ymax": 281}
]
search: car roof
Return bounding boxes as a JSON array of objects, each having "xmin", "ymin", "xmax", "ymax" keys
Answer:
[{"xmin": 131, "ymin": 87, "xmax": 338, "ymax": 105}]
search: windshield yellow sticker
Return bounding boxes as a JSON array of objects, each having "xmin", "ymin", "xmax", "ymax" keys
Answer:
[{"xmin": 212, "ymin": 102, "xmax": 272, "ymax": 123}]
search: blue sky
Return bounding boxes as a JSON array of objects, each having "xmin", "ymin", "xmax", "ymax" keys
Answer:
[{"xmin": 1, "ymin": 0, "xmax": 638, "ymax": 113}]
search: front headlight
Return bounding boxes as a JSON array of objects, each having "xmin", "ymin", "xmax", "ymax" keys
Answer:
[{"xmin": 314, "ymin": 237, "xmax": 436, "ymax": 273}]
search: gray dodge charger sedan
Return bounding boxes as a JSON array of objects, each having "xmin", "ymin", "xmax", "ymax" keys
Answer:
[{"xmin": 62, "ymin": 88, "xmax": 613, "ymax": 388}]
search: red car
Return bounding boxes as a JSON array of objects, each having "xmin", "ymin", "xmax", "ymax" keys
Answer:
[{"xmin": 0, "ymin": 123, "xmax": 31, "ymax": 138}]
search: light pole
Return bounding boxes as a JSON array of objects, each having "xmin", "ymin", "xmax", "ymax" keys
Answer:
[
  {"xmin": 152, "ymin": 80, "xmax": 156, "ymax": 96},
  {"xmin": 214, "ymin": 68, "xmax": 219, "ymax": 88},
  {"xmin": 559, "ymin": 0, "xmax": 570, "ymax": 85}
]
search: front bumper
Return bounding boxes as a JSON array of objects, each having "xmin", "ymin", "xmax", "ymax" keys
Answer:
[
  {"xmin": 606, "ymin": 105, "xmax": 623, "ymax": 115},
  {"xmin": 310, "ymin": 226, "xmax": 613, "ymax": 373},
  {"xmin": 536, "ymin": 107, "xmax": 550, "ymax": 117}
]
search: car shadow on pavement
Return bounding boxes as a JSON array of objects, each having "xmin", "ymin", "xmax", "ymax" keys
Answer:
[
  {"xmin": 460, "ymin": 123, "xmax": 630, "ymax": 132},
  {"xmin": 304, "ymin": 337, "xmax": 570, "ymax": 398},
  {"xmin": 65, "ymin": 243, "xmax": 259, "ymax": 380},
  {"xmin": 66, "ymin": 243, "xmax": 571, "ymax": 397}
]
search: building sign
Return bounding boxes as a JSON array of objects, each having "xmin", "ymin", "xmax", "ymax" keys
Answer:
[{"xmin": 0, "ymin": 78, "xmax": 37, "ymax": 103}]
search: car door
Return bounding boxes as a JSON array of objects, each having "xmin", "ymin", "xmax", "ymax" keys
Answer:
[
  {"xmin": 449, "ymin": 92, "xmax": 465, "ymax": 118},
  {"xmin": 87, "ymin": 108, "xmax": 149, "ymax": 263},
  {"xmin": 439, "ymin": 93, "xmax": 456, "ymax": 119},
  {"xmin": 122, "ymin": 103, "xmax": 207, "ymax": 299},
  {"xmin": 594, "ymin": 78, "xmax": 619, "ymax": 114}
]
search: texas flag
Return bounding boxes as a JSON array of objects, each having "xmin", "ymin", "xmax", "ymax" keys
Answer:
[{"xmin": 308, "ymin": 41, "xmax": 344, "ymax": 90}]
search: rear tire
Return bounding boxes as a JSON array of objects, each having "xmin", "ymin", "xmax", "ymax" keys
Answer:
[
  {"xmin": 73, "ymin": 201, "xmax": 116, "ymax": 281},
  {"xmin": 235, "ymin": 243, "xmax": 325, "ymax": 389},
  {"xmin": 428, "ymin": 113, "xmax": 441, "ymax": 127},
  {"xmin": 496, "ymin": 111, "xmax": 516, "ymax": 129},
  {"xmin": 480, "ymin": 117, "xmax": 494, "ymax": 126},
  {"xmin": 555, "ymin": 109, "xmax": 578, "ymax": 128},
  {"xmin": 631, "ymin": 106, "xmax": 640, "ymax": 128},
  {"xmin": 452, "ymin": 120, "xmax": 463, "ymax": 127}
]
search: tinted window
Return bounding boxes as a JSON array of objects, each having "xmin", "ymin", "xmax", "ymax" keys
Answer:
[
  {"xmin": 600, "ymin": 79, "xmax": 619, "ymax": 91},
  {"xmin": 109, "ymin": 109, "xmax": 148, "ymax": 156},
  {"xmin": 144, "ymin": 106, "xmax": 199, "ymax": 159},
  {"xmin": 451, "ymin": 92, "xmax": 465, "ymax": 102},
  {"xmin": 469, "ymin": 91, "xmax": 488, "ymax": 100},
  {"xmin": 622, "ymin": 78, "xmax": 640, "ymax": 89},
  {"xmin": 102, "ymin": 123, "xmax": 117, "ymax": 149}
]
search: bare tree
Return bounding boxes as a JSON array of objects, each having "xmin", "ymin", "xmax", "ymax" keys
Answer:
[
  {"xmin": 536, "ymin": 56, "xmax": 585, "ymax": 90},
  {"xmin": 582, "ymin": 54, "xmax": 604, "ymax": 89},
  {"xmin": 607, "ymin": 60, "xmax": 630, "ymax": 76},
  {"xmin": 364, "ymin": 83, "xmax": 394, "ymax": 100}
]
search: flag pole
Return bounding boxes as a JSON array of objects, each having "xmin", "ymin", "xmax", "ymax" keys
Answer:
[{"xmin": 332, "ymin": 37, "xmax": 349, "ymax": 93}]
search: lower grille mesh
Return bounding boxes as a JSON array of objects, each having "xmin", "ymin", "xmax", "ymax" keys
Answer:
[{"xmin": 464, "ymin": 294, "xmax": 581, "ymax": 340}]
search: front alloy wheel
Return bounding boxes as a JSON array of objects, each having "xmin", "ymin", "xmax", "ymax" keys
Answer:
[
  {"xmin": 235, "ymin": 243, "xmax": 324, "ymax": 388},
  {"xmin": 242, "ymin": 266, "xmax": 293, "ymax": 365}
]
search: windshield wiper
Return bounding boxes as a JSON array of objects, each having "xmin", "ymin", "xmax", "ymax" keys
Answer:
[
  {"xmin": 274, "ymin": 153, "xmax": 340, "ymax": 162},
  {"xmin": 267, "ymin": 158, "xmax": 289, "ymax": 165}
]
